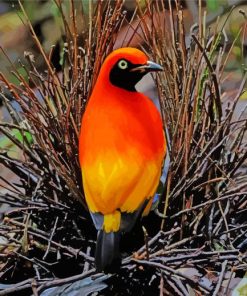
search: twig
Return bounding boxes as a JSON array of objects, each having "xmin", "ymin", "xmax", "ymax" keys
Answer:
[
  {"xmin": 0, "ymin": 279, "xmax": 34, "ymax": 296},
  {"xmin": 142, "ymin": 226, "xmax": 150, "ymax": 260},
  {"xmin": 170, "ymin": 192, "xmax": 247, "ymax": 218},
  {"xmin": 132, "ymin": 259, "xmax": 212, "ymax": 293},
  {"xmin": 212, "ymin": 260, "xmax": 228, "ymax": 296},
  {"xmin": 36, "ymin": 269, "xmax": 98, "ymax": 294},
  {"xmin": 43, "ymin": 216, "xmax": 59, "ymax": 260}
]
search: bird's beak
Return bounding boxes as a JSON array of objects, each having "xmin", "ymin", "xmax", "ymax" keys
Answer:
[{"xmin": 130, "ymin": 61, "xmax": 163, "ymax": 73}]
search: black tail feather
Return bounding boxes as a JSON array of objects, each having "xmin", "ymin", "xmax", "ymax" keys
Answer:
[{"xmin": 95, "ymin": 230, "xmax": 121, "ymax": 272}]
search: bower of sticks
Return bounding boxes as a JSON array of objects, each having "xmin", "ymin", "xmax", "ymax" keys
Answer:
[{"xmin": 0, "ymin": 1, "xmax": 246, "ymax": 295}]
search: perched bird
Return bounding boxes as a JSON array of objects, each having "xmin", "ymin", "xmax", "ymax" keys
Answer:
[{"xmin": 79, "ymin": 47, "xmax": 166, "ymax": 271}]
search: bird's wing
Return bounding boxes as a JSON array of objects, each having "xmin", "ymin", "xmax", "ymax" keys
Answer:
[{"xmin": 151, "ymin": 126, "xmax": 171, "ymax": 210}]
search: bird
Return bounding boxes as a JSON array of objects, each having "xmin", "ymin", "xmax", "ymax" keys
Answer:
[{"xmin": 79, "ymin": 47, "xmax": 166, "ymax": 272}]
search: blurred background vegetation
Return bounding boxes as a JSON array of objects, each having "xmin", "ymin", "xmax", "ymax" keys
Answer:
[{"xmin": 0, "ymin": 0, "xmax": 246, "ymax": 84}]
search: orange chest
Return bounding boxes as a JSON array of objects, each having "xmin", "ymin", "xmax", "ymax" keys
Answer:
[{"xmin": 79, "ymin": 90, "xmax": 165, "ymax": 163}]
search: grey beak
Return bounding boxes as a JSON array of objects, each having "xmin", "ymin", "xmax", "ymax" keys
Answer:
[{"xmin": 131, "ymin": 61, "xmax": 163, "ymax": 73}]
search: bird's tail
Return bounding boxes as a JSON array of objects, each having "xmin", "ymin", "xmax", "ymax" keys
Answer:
[{"xmin": 95, "ymin": 230, "xmax": 121, "ymax": 272}]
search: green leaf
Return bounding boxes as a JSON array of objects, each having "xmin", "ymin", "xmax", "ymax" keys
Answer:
[
  {"xmin": 0, "ymin": 129, "xmax": 33, "ymax": 150},
  {"xmin": 12, "ymin": 129, "xmax": 33, "ymax": 144},
  {"xmin": 232, "ymin": 274, "xmax": 247, "ymax": 296},
  {"xmin": 206, "ymin": 0, "xmax": 219, "ymax": 12}
]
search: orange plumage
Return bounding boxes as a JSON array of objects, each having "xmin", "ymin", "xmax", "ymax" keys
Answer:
[{"xmin": 79, "ymin": 47, "xmax": 166, "ymax": 271}]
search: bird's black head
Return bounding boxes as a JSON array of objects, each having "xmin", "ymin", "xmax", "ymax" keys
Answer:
[{"xmin": 109, "ymin": 58, "xmax": 163, "ymax": 92}]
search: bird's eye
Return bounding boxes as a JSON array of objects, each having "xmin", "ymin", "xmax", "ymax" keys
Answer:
[{"xmin": 118, "ymin": 60, "xmax": 128, "ymax": 70}]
